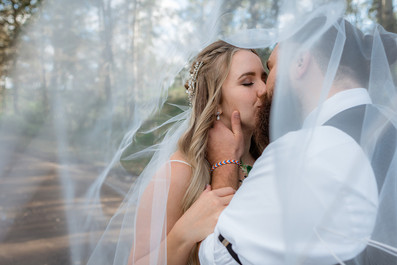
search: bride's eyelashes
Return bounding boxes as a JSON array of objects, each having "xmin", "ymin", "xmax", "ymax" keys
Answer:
[{"xmin": 242, "ymin": 82, "xmax": 254, "ymax": 86}]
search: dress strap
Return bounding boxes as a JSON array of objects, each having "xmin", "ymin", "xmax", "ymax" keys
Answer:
[{"xmin": 169, "ymin": 159, "xmax": 192, "ymax": 167}]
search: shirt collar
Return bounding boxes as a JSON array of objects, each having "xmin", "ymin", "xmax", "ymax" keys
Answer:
[{"xmin": 303, "ymin": 88, "xmax": 372, "ymax": 128}]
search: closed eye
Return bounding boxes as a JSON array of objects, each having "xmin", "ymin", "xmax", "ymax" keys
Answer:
[{"xmin": 242, "ymin": 82, "xmax": 254, "ymax": 86}]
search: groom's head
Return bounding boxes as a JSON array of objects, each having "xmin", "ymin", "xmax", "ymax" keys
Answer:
[
  {"xmin": 254, "ymin": 17, "xmax": 397, "ymax": 145},
  {"xmin": 254, "ymin": 18, "xmax": 374, "ymax": 143},
  {"xmin": 285, "ymin": 17, "xmax": 396, "ymax": 88},
  {"xmin": 288, "ymin": 18, "xmax": 371, "ymax": 90}
]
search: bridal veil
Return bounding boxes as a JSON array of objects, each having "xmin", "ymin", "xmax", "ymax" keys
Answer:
[{"xmin": 0, "ymin": 0, "xmax": 396, "ymax": 264}]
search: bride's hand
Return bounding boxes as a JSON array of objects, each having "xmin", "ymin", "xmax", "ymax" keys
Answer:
[{"xmin": 172, "ymin": 185, "xmax": 235, "ymax": 245}]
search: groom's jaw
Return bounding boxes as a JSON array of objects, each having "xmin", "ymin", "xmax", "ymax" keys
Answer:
[{"xmin": 254, "ymin": 92, "xmax": 272, "ymax": 152}]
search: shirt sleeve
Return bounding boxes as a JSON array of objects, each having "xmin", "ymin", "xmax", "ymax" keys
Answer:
[
  {"xmin": 199, "ymin": 232, "xmax": 241, "ymax": 265},
  {"xmin": 199, "ymin": 126, "xmax": 378, "ymax": 265},
  {"xmin": 199, "ymin": 233, "xmax": 215, "ymax": 264}
]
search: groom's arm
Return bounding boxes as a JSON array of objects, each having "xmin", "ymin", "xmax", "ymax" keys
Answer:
[{"xmin": 207, "ymin": 111, "xmax": 244, "ymax": 190}]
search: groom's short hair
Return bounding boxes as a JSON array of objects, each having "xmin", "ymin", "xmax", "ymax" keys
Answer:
[{"xmin": 288, "ymin": 16, "xmax": 397, "ymax": 87}]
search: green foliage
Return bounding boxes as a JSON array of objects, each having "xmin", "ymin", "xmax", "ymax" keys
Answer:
[
  {"xmin": 120, "ymin": 83, "xmax": 187, "ymax": 175},
  {"xmin": 256, "ymin": 48, "xmax": 272, "ymax": 69},
  {"xmin": 0, "ymin": 100, "xmax": 47, "ymax": 138}
]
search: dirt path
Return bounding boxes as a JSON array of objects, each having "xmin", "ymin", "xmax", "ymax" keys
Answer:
[{"xmin": 0, "ymin": 135, "xmax": 133, "ymax": 265}]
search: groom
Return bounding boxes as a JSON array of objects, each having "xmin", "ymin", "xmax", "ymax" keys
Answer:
[{"xmin": 199, "ymin": 18, "xmax": 397, "ymax": 264}]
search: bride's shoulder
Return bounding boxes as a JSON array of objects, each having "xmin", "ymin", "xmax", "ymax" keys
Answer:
[
  {"xmin": 168, "ymin": 150, "xmax": 192, "ymax": 186},
  {"xmin": 169, "ymin": 150, "xmax": 192, "ymax": 168}
]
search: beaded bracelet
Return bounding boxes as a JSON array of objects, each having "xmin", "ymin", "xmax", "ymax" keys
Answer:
[{"xmin": 210, "ymin": 159, "xmax": 241, "ymax": 172}]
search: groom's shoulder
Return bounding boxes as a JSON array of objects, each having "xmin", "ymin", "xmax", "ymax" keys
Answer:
[
  {"xmin": 267, "ymin": 126, "xmax": 356, "ymax": 146},
  {"xmin": 261, "ymin": 126, "xmax": 362, "ymax": 159}
]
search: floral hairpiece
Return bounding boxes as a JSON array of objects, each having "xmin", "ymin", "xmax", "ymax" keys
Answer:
[{"xmin": 186, "ymin": 61, "xmax": 203, "ymax": 104}]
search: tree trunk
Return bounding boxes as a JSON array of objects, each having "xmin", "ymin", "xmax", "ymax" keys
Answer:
[
  {"xmin": 129, "ymin": 0, "xmax": 139, "ymax": 117},
  {"xmin": 10, "ymin": 2, "xmax": 21, "ymax": 114},
  {"xmin": 11, "ymin": 58, "xmax": 19, "ymax": 114},
  {"xmin": 41, "ymin": 60, "xmax": 48, "ymax": 112},
  {"xmin": 0, "ymin": 66, "xmax": 5, "ymax": 113},
  {"xmin": 99, "ymin": 0, "xmax": 114, "ymax": 105},
  {"xmin": 377, "ymin": 0, "xmax": 397, "ymax": 33},
  {"xmin": 272, "ymin": 0, "xmax": 279, "ymax": 22}
]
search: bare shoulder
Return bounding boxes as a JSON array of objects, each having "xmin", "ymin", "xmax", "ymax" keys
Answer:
[
  {"xmin": 168, "ymin": 150, "xmax": 192, "ymax": 183},
  {"xmin": 169, "ymin": 150, "xmax": 192, "ymax": 168},
  {"xmin": 166, "ymin": 150, "xmax": 192, "ymax": 225},
  {"xmin": 170, "ymin": 149, "xmax": 188, "ymax": 161}
]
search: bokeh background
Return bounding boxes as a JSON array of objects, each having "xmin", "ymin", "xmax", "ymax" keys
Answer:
[{"xmin": 0, "ymin": 0, "xmax": 396, "ymax": 264}]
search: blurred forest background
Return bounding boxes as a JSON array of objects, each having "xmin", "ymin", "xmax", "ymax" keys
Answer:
[
  {"xmin": 0, "ymin": 0, "xmax": 396, "ymax": 141},
  {"xmin": 0, "ymin": 0, "xmax": 396, "ymax": 175},
  {"xmin": 0, "ymin": 1, "xmax": 396, "ymax": 264}
]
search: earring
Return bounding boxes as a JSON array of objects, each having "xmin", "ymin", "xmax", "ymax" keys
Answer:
[{"xmin": 216, "ymin": 111, "xmax": 221, "ymax": 121}]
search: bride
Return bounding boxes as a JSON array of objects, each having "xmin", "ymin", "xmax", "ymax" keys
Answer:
[{"xmin": 129, "ymin": 40, "xmax": 269, "ymax": 265}]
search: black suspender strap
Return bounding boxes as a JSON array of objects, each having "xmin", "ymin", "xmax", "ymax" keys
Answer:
[
  {"xmin": 324, "ymin": 104, "xmax": 396, "ymax": 192},
  {"xmin": 218, "ymin": 234, "xmax": 242, "ymax": 265}
]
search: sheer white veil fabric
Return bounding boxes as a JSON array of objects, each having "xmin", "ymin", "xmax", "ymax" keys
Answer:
[
  {"xmin": 226, "ymin": 1, "xmax": 397, "ymax": 264},
  {"xmin": 0, "ymin": 0, "xmax": 225, "ymax": 264},
  {"xmin": 0, "ymin": 0, "xmax": 276, "ymax": 264},
  {"xmin": 1, "ymin": 0, "xmax": 396, "ymax": 265}
]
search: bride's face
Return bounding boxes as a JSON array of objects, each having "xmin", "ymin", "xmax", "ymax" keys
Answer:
[{"xmin": 219, "ymin": 50, "xmax": 267, "ymax": 131}]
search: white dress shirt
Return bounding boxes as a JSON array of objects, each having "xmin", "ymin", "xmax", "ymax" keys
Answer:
[
  {"xmin": 303, "ymin": 88, "xmax": 372, "ymax": 128},
  {"xmin": 199, "ymin": 88, "xmax": 378, "ymax": 265}
]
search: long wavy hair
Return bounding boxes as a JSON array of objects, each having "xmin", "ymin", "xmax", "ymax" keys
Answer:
[{"xmin": 177, "ymin": 40, "xmax": 262, "ymax": 264}]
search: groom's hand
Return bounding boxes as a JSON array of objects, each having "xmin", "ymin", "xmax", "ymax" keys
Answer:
[
  {"xmin": 207, "ymin": 111, "xmax": 244, "ymax": 189},
  {"xmin": 207, "ymin": 111, "xmax": 244, "ymax": 164}
]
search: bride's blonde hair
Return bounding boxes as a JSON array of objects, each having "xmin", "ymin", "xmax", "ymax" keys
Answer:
[{"xmin": 178, "ymin": 40, "xmax": 259, "ymax": 264}]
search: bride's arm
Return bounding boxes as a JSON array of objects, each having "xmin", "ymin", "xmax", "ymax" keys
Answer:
[
  {"xmin": 130, "ymin": 153, "xmax": 235, "ymax": 265},
  {"xmin": 166, "ymin": 185, "xmax": 235, "ymax": 264}
]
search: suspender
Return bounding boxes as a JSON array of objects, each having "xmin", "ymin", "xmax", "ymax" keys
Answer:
[
  {"xmin": 219, "ymin": 105, "xmax": 396, "ymax": 265},
  {"xmin": 218, "ymin": 234, "xmax": 242, "ymax": 264},
  {"xmin": 324, "ymin": 104, "xmax": 397, "ymax": 265},
  {"xmin": 324, "ymin": 104, "xmax": 396, "ymax": 192}
]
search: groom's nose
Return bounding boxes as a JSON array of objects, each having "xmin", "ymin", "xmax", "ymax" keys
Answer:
[{"xmin": 257, "ymin": 82, "xmax": 266, "ymax": 98}]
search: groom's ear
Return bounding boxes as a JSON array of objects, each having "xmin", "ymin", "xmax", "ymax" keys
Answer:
[{"xmin": 293, "ymin": 52, "xmax": 311, "ymax": 79}]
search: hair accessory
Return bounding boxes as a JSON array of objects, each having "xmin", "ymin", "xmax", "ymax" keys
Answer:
[
  {"xmin": 210, "ymin": 159, "xmax": 241, "ymax": 172},
  {"xmin": 216, "ymin": 111, "xmax": 221, "ymax": 120},
  {"xmin": 186, "ymin": 61, "xmax": 204, "ymax": 104}
]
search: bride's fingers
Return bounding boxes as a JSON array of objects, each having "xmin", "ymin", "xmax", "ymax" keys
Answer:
[
  {"xmin": 203, "ymin": 184, "xmax": 212, "ymax": 191},
  {"xmin": 219, "ymin": 194, "xmax": 234, "ymax": 206},
  {"xmin": 211, "ymin": 187, "xmax": 236, "ymax": 197}
]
